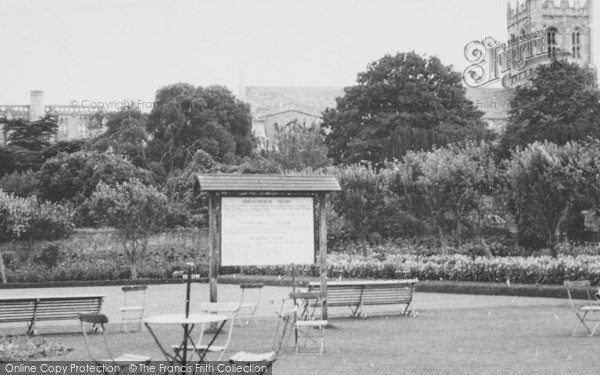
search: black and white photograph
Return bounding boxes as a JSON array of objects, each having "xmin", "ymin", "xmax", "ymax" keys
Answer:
[{"xmin": 1, "ymin": 0, "xmax": 600, "ymax": 374}]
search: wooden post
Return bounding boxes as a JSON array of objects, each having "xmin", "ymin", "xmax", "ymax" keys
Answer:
[
  {"xmin": 208, "ymin": 192, "xmax": 218, "ymax": 303},
  {"xmin": 291, "ymin": 263, "xmax": 296, "ymax": 293},
  {"xmin": 318, "ymin": 193, "xmax": 328, "ymax": 320}
]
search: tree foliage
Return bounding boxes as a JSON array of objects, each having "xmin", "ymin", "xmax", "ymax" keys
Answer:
[
  {"xmin": 503, "ymin": 140, "xmax": 600, "ymax": 256},
  {"xmin": 36, "ymin": 151, "xmax": 154, "ymax": 205},
  {"xmin": 388, "ymin": 142, "xmax": 500, "ymax": 254},
  {"xmin": 268, "ymin": 120, "xmax": 331, "ymax": 171},
  {"xmin": 0, "ymin": 170, "xmax": 38, "ymax": 197},
  {"xmin": 322, "ymin": 52, "xmax": 489, "ymax": 165},
  {"xmin": 146, "ymin": 83, "xmax": 254, "ymax": 171},
  {"xmin": 0, "ymin": 191, "xmax": 74, "ymax": 283},
  {"xmin": 89, "ymin": 108, "xmax": 149, "ymax": 167},
  {"xmin": 87, "ymin": 178, "xmax": 169, "ymax": 279},
  {"xmin": 499, "ymin": 61, "xmax": 600, "ymax": 157},
  {"xmin": 332, "ymin": 164, "xmax": 392, "ymax": 255},
  {"xmin": 3, "ymin": 115, "xmax": 58, "ymax": 151}
]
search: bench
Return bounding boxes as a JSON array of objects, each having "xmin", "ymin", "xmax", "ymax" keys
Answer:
[
  {"xmin": 308, "ymin": 280, "xmax": 418, "ymax": 318},
  {"xmin": 0, "ymin": 294, "xmax": 105, "ymax": 335}
]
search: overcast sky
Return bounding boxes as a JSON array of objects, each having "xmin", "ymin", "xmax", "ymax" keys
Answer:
[{"xmin": 0, "ymin": 0, "xmax": 597, "ymax": 105}]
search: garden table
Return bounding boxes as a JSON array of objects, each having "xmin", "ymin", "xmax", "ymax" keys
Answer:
[{"xmin": 144, "ymin": 313, "xmax": 227, "ymax": 374}]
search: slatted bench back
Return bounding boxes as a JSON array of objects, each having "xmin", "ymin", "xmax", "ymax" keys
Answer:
[
  {"xmin": 309, "ymin": 281, "xmax": 415, "ymax": 307},
  {"xmin": 0, "ymin": 295, "xmax": 104, "ymax": 323}
]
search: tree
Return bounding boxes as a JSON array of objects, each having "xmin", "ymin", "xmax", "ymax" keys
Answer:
[
  {"xmin": 503, "ymin": 141, "xmax": 600, "ymax": 256},
  {"xmin": 333, "ymin": 164, "xmax": 390, "ymax": 256},
  {"xmin": 0, "ymin": 116, "xmax": 61, "ymax": 175},
  {"xmin": 90, "ymin": 108, "xmax": 150, "ymax": 167},
  {"xmin": 36, "ymin": 151, "xmax": 154, "ymax": 205},
  {"xmin": 499, "ymin": 61, "xmax": 600, "ymax": 157},
  {"xmin": 3, "ymin": 115, "xmax": 58, "ymax": 151},
  {"xmin": 268, "ymin": 120, "xmax": 331, "ymax": 171},
  {"xmin": 385, "ymin": 141, "xmax": 500, "ymax": 255},
  {"xmin": 87, "ymin": 179, "xmax": 169, "ymax": 279},
  {"xmin": 146, "ymin": 83, "xmax": 254, "ymax": 171},
  {"xmin": 322, "ymin": 52, "xmax": 489, "ymax": 166}
]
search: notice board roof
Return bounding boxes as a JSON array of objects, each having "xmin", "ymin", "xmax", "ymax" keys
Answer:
[{"xmin": 196, "ymin": 174, "xmax": 341, "ymax": 193}]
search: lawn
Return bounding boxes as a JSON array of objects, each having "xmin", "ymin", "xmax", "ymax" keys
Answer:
[{"xmin": 2, "ymin": 284, "xmax": 597, "ymax": 374}]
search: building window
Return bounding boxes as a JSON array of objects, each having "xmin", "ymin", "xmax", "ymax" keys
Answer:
[
  {"xmin": 547, "ymin": 28, "xmax": 557, "ymax": 59},
  {"xmin": 572, "ymin": 29, "xmax": 581, "ymax": 59}
]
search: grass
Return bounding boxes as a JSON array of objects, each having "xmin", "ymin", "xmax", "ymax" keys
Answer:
[{"xmin": 9, "ymin": 283, "xmax": 598, "ymax": 375}]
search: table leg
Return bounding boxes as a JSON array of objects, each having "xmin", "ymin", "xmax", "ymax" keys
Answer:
[
  {"xmin": 194, "ymin": 320, "xmax": 227, "ymax": 366},
  {"xmin": 145, "ymin": 323, "xmax": 178, "ymax": 374}
]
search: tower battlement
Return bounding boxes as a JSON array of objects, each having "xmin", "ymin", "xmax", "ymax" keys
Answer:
[{"xmin": 508, "ymin": 0, "xmax": 591, "ymax": 26}]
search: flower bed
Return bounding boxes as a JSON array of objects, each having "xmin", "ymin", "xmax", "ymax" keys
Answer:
[
  {"xmin": 0, "ymin": 337, "xmax": 71, "ymax": 361},
  {"xmin": 2, "ymin": 229, "xmax": 600, "ymax": 286},
  {"xmin": 238, "ymin": 253, "xmax": 600, "ymax": 286}
]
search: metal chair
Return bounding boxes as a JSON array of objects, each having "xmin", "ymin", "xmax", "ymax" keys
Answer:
[
  {"xmin": 564, "ymin": 280, "xmax": 600, "ymax": 336},
  {"xmin": 119, "ymin": 285, "xmax": 147, "ymax": 332},
  {"xmin": 172, "ymin": 303, "xmax": 240, "ymax": 361},
  {"xmin": 294, "ymin": 319, "xmax": 327, "ymax": 355},
  {"xmin": 78, "ymin": 313, "xmax": 151, "ymax": 375},
  {"xmin": 237, "ymin": 283, "xmax": 264, "ymax": 327},
  {"xmin": 229, "ymin": 307, "xmax": 296, "ymax": 375}
]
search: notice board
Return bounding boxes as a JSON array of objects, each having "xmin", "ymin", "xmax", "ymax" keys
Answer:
[{"xmin": 220, "ymin": 197, "xmax": 315, "ymax": 266}]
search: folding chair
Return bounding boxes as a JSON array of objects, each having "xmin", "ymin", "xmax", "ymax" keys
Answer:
[
  {"xmin": 564, "ymin": 280, "xmax": 600, "ymax": 336},
  {"xmin": 78, "ymin": 313, "xmax": 151, "ymax": 375},
  {"xmin": 294, "ymin": 318, "xmax": 327, "ymax": 355},
  {"xmin": 229, "ymin": 307, "xmax": 296, "ymax": 375},
  {"xmin": 172, "ymin": 303, "xmax": 240, "ymax": 361},
  {"xmin": 237, "ymin": 283, "xmax": 264, "ymax": 327},
  {"xmin": 289, "ymin": 291, "xmax": 324, "ymax": 321},
  {"xmin": 119, "ymin": 285, "xmax": 147, "ymax": 332}
]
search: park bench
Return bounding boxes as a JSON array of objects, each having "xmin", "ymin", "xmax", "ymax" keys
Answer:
[
  {"xmin": 0, "ymin": 294, "xmax": 104, "ymax": 335},
  {"xmin": 308, "ymin": 279, "xmax": 418, "ymax": 318}
]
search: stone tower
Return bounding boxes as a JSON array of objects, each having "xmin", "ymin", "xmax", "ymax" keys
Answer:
[
  {"xmin": 29, "ymin": 90, "xmax": 45, "ymax": 122},
  {"xmin": 507, "ymin": 0, "xmax": 594, "ymax": 69}
]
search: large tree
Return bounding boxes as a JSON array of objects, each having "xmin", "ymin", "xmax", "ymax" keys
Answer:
[
  {"xmin": 322, "ymin": 52, "xmax": 489, "ymax": 165},
  {"xmin": 146, "ymin": 83, "xmax": 254, "ymax": 171},
  {"xmin": 499, "ymin": 61, "xmax": 600, "ymax": 158},
  {"xmin": 90, "ymin": 108, "xmax": 150, "ymax": 167},
  {"xmin": 0, "ymin": 115, "xmax": 59, "ymax": 174},
  {"xmin": 3, "ymin": 115, "xmax": 58, "ymax": 151}
]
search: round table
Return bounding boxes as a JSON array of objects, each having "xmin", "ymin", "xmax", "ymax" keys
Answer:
[
  {"xmin": 145, "ymin": 313, "xmax": 228, "ymax": 373},
  {"xmin": 197, "ymin": 302, "xmax": 241, "ymax": 314}
]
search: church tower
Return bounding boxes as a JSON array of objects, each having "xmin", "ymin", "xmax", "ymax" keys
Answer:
[{"xmin": 507, "ymin": 0, "xmax": 594, "ymax": 69}]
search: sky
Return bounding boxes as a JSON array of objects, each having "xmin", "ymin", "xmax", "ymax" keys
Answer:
[{"xmin": 0, "ymin": 0, "xmax": 598, "ymax": 106}]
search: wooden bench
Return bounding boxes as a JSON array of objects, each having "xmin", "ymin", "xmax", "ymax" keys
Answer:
[
  {"xmin": 0, "ymin": 294, "xmax": 105, "ymax": 335},
  {"xmin": 308, "ymin": 280, "xmax": 418, "ymax": 318}
]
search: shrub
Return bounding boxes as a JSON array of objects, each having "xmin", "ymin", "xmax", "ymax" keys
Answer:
[
  {"xmin": 0, "ymin": 170, "xmax": 38, "ymax": 197},
  {"xmin": 504, "ymin": 141, "xmax": 600, "ymax": 256},
  {"xmin": 36, "ymin": 151, "xmax": 155, "ymax": 204}
]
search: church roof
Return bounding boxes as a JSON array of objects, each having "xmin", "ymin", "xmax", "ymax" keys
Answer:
[{"xmin": 246, "ymin": 86, "xmax": 344, "ymax": 118}]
